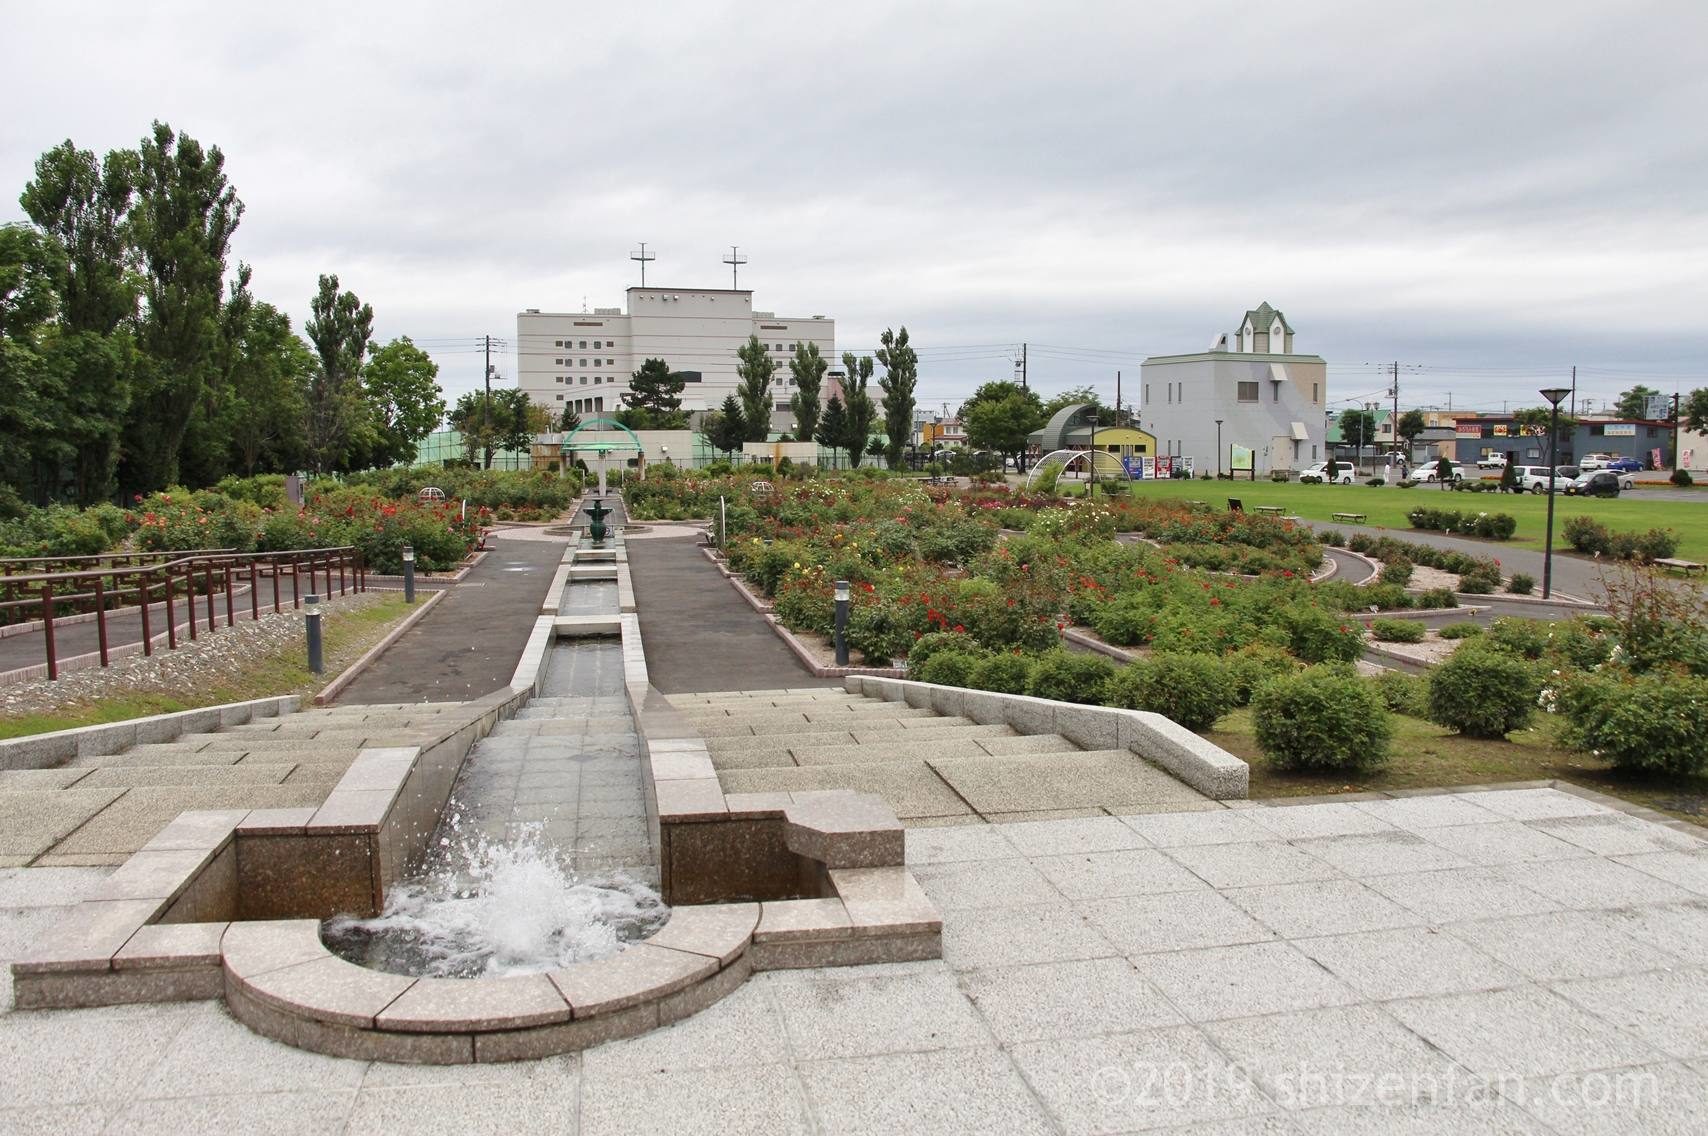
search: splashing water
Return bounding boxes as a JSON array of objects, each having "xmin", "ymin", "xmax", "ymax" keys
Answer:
[{"xmin": 324, "ymin": 823, "xmax": 667, "ymax": 979}]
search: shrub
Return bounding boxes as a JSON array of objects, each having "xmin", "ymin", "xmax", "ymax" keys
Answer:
[
  {"xmin": 1270, "ymin": 470, "xmax": 1290, "ymax": 482},
  {"xmin": 967, "ymin": 652, "xmax": 1036, "ymax": 694},
  {"xmin": 1278, "ymin": 605, "xmax": 1365, "ymax": 664},
  {"xmin": 1366, "ymin": 477, "xmax": 1385, "ymax": 487},
  {"xmin": 916, "ymin": 649, "xmax": 982, "ymax": 688},
  {"xmin": 1370, "ymin": 618, "xmax": 1425, "ymax": 643},
  {"xmin": 1427, "ymin": 647, "xmax": 1539, "ymax": 737},
  {"xmin": 1554, "ymin": 671, "xmax": 1708, "ymax": 776},
  {"xmin": 1106, "ymin": 654, "xmax": 1235, "ymax": 730},
  {"xmin": 1377, "ymin": 557, "xmax": 1414, "ymax": 588},
  {"xmin": 1253, "ymin": 668, "xmax": 1393, "ymax": 771},
  {"xmin": 1025, "ymin": 651, "xmax": 1118, "ymax": 705},
  {"xmin": 1672, "ymin": 468, "xmax": 1694, "ymax": 487},
  {"xmin": 1090, "ymin": 595, "xmax": 1160, "ymax": 646},
  {"xmin": 1319, "ymin": 529, "xmax": 1345, "ymax": 548},
  {"xmin": 1369, "ymin": 670, "xmax": 1428, "ymax": 716},
  {"xmin": 1396, "ymin": 479, "xmax": 1418, "ymax": 488},
  {"xmin": 1416, "ymin": 587, "xmax": 1459, "ymax": 609},
  {"xmin": 906, "ymin": 630, "xmax": 981, "ymax": 671},
  {"xmin": 1225, "ymin": 644, "xmax": 1301, "ymax": 706},
  {"xmin": 1032, "ymin": 461, "xmax": 1064, "ymax": 495},
  {"xmin": 1507, "ymin": 572, "xmax": 1535, "ymax": 595},
  {"xmin": 1437, "ymin": 622, "xmax": 1483, "ymax": 639},
  {"xmin": 1457, "ymin": 561, "xmax": 1502, "ymax": 594},
  {"xmin": 1563, "ymin": 515, "xmax": 1610, "ymax": 556},
  {"xmin": 1484, "ymin": 617, "xmax": 1551, "ymax": 659},
  {"xmin": 1407, "ymin": 507, "xmax": 1517, "ymax": 540}
]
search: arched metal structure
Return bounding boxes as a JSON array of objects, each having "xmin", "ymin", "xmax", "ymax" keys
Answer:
[
  {"xmin": 560, "ymin": 418, "xmax": 646, "ymax": 492},
  {"xmin": 1025, "ymin": 448, "xmax": 1130, "ymax": 489}
]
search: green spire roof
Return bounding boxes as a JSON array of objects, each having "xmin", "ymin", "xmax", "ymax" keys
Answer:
[{"xmin": 1242, "ymin": 301, "xmax": 1293, "ymax": 335}]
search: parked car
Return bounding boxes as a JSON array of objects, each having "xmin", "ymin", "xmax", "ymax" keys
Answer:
[
  {"xmin": 1421, "ymin": 460, "xmax": 1461, "ymax": 483},
  {"xmin": 1476, "ymin": 457, "xmax": 1509, "ymax": 472},
  {"xmin": 1605, "ymin": 457, "xmax": 1644, "ymax": 474},
  {"xmin": 1564, "ymin": 471, "xmax": 1622, "ymax": 498},
  {"xmin": 1299, "ymin": 462, "xmax": 1355, "ymax": 485},
  {"xmin": 1578, "ymin": 454, "xmax": 1615, "ymax": 471},
  {"xmin": 1554, "ymin": 465, "xmax": 1580, "ymax": 481},
  {"xmin": 1512, "ymin": 465, "xmax": 1571, "ymax": 494}
]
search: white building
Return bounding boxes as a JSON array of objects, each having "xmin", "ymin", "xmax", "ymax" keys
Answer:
[
  {"xmin": 516, "ymin": 288, "xmax": 834, "ymax": 429},
  {"xmin": 1138, "ymin": 302, "xmax": 1327, "ymax": 475}
]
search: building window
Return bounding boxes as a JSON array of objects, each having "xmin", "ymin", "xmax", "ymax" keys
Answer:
[
  {"xmin": 1312, "ymin": 383, "xmax": 1319, "ymax": 403},
  {"xmin": 579, "ymin": 341, "xmax": 587, "ymax": 349},
  {"xmin": 580, "ymin": 377, "xmax": 588, "ymax": 385},
  {"xmin": 579, "ymin": 359, "xmax": 587, "ymax": 367},
  {"xmin": 595, "ymin": 398, "xmax": 603, "ymax": 412},
  {"xmin": 554, "ymin": 340, "xmax": 563, "ymax": 347},
  {"xmin": 555, "ymin": 393, "xmax": 564, "ymax": 401},
  {"xmin": 1312, "ymin": 444, "xmax": 1318, "ymax": 460},
  {"xmin": 1273, "ymin": 384, "xmax": 1279, "ymax": 402},
  {"xmin": 1237, "ymin": 381, "xmax": 1259, "ymax": 403},
  {"xmin": 1145, "ymin": 385, "xmax": 1150, "ymax": 403}
]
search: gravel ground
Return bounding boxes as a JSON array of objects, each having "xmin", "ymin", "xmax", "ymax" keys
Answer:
[{"xmin": 0, "ymin": 591, "xmax": 391, "ymax": 719}]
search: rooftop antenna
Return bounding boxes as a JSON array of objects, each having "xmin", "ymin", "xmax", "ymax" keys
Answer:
[
  {"xmin": 630, "ymin": 242, "xmax": 656, "ymax": 287},
  {"xmin": 723, "ymin": 245, "xmax": 747, "ymax": 289}
]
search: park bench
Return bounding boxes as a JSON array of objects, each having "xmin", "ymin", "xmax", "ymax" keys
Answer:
[
  {"xmin": 1227, "ymin": 499, "xmax": 1244, "ymax": 513},
  {"xmin": 1254, "ymin": 505, "xmax": 1285, "ymax": 517},
  {"xmin": 1654, "ymin": 557, "xmax": 1705, "ymax": 577},
  {"xmin": 1331, "ymin": 512, "xmax": 1368, "ymax": 524}
]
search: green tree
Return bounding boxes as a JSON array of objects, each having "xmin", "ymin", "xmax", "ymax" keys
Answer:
[
  {"xmin": 961, "ymin": 380, "xmax": 1044, "ymax": 471},
  {"xmin": 623, "ymin": 357, "xmax": 686, "ymax": 424},
  {"xmin": 1615, "ymin": 384, "xmax": 1661, "ymax": 420},
  {"xmin": 840, "ymin": 353, "xmax": 876, "ymax": 468},
  {"xmin": 1396, "ymin": 409, "xmax": 1427, "ymax": 451},
  {"xmin": 223, "ymin": 301, "xmax": 312, "ymax": 475},
  {"xmin": 449, "ymin": 388, "xmax": 536, "ymax": 469},
  {"xmin": 123, "ymin": 122, "xmax": 244, "ymax": 494},
  {"xmin": 359, "ymin": 336, "xmax": 445, "ymax": 467},
  {"xmin": 707, "ymin": 394, "xmax": 747, "ymax": 457},
  {"xmin": 557, "ymin": 404, "xmax": 581, "ymax": 432},
  {"xmin": 0, "ymin": 224, "xmax": 65, "ymax": 501},
  {"xmin": 1040, "ymin": 385, "xmax": 1105, "ymax": 419},
  {"xmin": 876, "ymin": 326, "xmax": 919, "ymax": 467},
  {"xmin": 788, "ymin": 341, "xmax": 826, "ymax": 444},
  {"xmin": 816, "ymin": 395, "xmax": 847, "ymax": 467},
  {"xmin": 302, "ymin": 273, "xmax": 373, "ymax": 473},
  {"xmin": 19, "ymin": 141, "xmax": 138, "ymax": 503},
  {"xmin": 736, "ymin": 334, "xmax": 775, "ymax": 441},
  {"xmin": 1338, "ymin": 409, "xmax": 1377, "ymax": 458},
  {"xmin": 1683, "ymin": 388, "xmax": 1708, "ymax": 433}
]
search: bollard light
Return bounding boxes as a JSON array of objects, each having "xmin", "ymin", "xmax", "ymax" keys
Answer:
[
  {"xmin": 304, "ymin": 593, "xmax": 324, "ymax": 674},
  {"xmin": 401, "ymin": 544, "xmax": 416, "ymax": 604},
  {"xmin": 833, "ymin": 579, "xmax": 851, "ymax": 666}
]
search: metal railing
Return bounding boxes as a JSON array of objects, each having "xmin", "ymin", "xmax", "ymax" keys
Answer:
[{"xmin": 0, "ymin": 547, "xmax": 366, "ymax": 680}]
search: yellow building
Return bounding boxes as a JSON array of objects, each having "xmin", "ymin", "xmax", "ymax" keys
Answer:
[{"xmin": 1064, "ymin": 424, "xmax": 1157, "ymax": 459}]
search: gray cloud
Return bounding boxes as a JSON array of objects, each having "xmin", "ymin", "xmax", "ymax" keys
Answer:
[{"xmin": 4, "ymin": 0, "xmax": 1704, "ymax": 413}]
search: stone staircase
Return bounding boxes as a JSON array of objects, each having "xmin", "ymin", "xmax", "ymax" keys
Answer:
[
  {"xmin": 670, "ymin": 687, "xmax": 1210, "ymax": 824},
  {"xmin": 1, "ymin": 703, "xmax": 476, "ymax": 866}
]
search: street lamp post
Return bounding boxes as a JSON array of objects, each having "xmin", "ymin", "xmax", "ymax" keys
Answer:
[
  {"xmin": 1539, "ymin": 387, "xmax": 1571, "ymax": 599},
  {"xmin": 1215, "ymin": 419, "xmax": 1223, "ymax": 478},
  {"xmin": 833, "ymin": 580, "xmax": 851, "ymax": 666}
]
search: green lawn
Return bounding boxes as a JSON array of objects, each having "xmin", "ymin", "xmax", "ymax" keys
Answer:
[
  {"xmin": 0, "ymin": 595, "xmax": 416, "ymax": 739},
  {"xmin": 1066, "ymin": 476, "xmax": 1708, "ymax": 561},
  {"xmin": 1207, "ymin": 707, "xmax": 1708, "ymax": 828}
]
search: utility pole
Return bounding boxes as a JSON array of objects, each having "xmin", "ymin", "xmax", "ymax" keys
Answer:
[
  {"xmin": 1570, "ymin": 365, "xmax": 1577, "ymax": 420},
  {"xmin": 722, "ymin": 245, "xmax": 747, "ymax": 289},
  {"xmin": 1391, "ymin": 361, "xmax": 1399, "ymax": 458},
  {"xmin": 1675, "ymin": 391, "xmax": 1683, "ymax": 471},
  {"xmin": 1020, "ymin": 343, "xmax": 1028, "ymax": 390},
  {"xmin": 630, "ymin": 242, "xmax": 656, "ymax": 287},
  {"xmin": 481, "ymin": 334, "xmax": 492, "ymax": 468},
  {"xmin": 1115, "ymin": 370, "xmax": 1122, "ymax": 424}
]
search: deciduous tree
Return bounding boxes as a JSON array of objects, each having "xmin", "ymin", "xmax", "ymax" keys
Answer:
[
  {"xmin": 303, "ymin": 273, "xmax": 373, "ymax": 473},
  {"xmin": 876, "ymin": 326, "xmax": 918, "ymax": 467},
  {"xmin": 1615, "ymin": 384, "xmax": 1661, "ymax": 420},
  {"xmin": 360, "ymin": 336, "xmax": 446, "ymax": 467},
  {"xmin": 961, "ymin": 381, "xmax": 1043, "ymax": 471},
  {"xmin": 788, "ymin": 342, "xmax": 826, "ymax": 444},
  {"xmin": 736, "ymin": 335, "xmax": 775, "ymax": 441},
  {"xmin": 840, "ymin": 353, "xmax": 876, "ymax": 468}
]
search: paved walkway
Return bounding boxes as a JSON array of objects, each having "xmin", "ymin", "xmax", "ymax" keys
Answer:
[
  {"xmin": 4, "ymin": 787, "xmax": 1707, "ymax": 1132},
  {"xmin": 627, "ymin": 534, "xmax": 832, "ymax": 694},
  {"xmin": 332, "ymin": 531, "xmax": 569, "ymax": 705}
]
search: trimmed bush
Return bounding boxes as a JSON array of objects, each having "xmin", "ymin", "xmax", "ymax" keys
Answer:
[
  {"xmin": 1377, "ymin": 557, "xmax": 1414, "ymax": 587},
  {"xmin": 1026, "ymin": 651, "xmax": 1118, "ymax": 704},
  {"xmin": 1437, "ymin": 622, "xmax": 1483, "ymax": 639},
  {"xmin": 1278, "ymin": 605, "xmax": 1365, "ymax": 664},
  {"xmin": 1253, "ymin": 668, "xmax": 1393, "ymax": 771},
  {"xmin": 1555, "ymin": 672, "xmax": 1708, "ymax": 776},
  {"xmin": 1563, "ymin": 515, "xmax": 1610, "ymax": 555},
  {"xmin": 1563, "ymin": 516, "xmax": 1679, "ymax": 562},
  {"xmin": 1106, "ymin": 654, "xmax": 1235, "ymax": 730},
  {"xmin": 1427, "ymin": 647, "xmax": 1539, "ymax": 737},
  {"xmin": 1507, "ymin": 572, "xmax": 1535, "ymax": 595},
  {"xmin": 1370, "ymin": 618, "xmax": 1425, "ymax": 643},
  {"xmin": 967, "ymin": 652, "xmax": 1036, "ymax": 694},
  {"xmin": 1407, "ymin": 507, "xmax": 1517, "ymax": 540},
  {"xmin": 1369, "ymin": 670, "xmax": 1428, "ymax": 716},
  {"xmin": 1415, "ymin": 587, "xmax": 1459, "ymax": 609},
  {"xmin": 916, "ymin": 649, "xmax": 982, "ymax": 688},
  {"xmin": 907, "ymin": 630, "xmax": 981, "ymax": 672},
  {"xmin": 1225, "ymin": 644, "xmax": 1302, "ymax": 706},
  {"xmin": 1673, "ymin": 468, "xmax": 1694, "ymax": 487}
]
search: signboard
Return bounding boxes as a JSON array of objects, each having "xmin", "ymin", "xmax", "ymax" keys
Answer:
[
  {"xmin": 1645, "ymin": 395, "xmax": 1671, "ymax": 420},
  {"xmin": 1156, "ymin": 456, "xmax": 1174, "ymax": 479},
  {"xmin": 1650, "ymin": 448, "xmax": 1663, "ymax": 470},
  {"xmin": 1456, "ymin": 424, "xmax": 1484, "ymax": 438},
  {"xmin": 1492, "ymin": 425, "xmax": 1509, "ymax": 437},
  {"xmin": 1229, "ymin": 444, "xmax": 1254, "ymax": 471},
  {"xmin": 1604, "ymin": 423, "xmax": 1636, "ymax": 437}
]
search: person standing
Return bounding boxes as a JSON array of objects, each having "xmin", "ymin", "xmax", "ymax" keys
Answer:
[{"xmin": 1436, "ymin": 455, "xmax": 1454, "ymax": 488}]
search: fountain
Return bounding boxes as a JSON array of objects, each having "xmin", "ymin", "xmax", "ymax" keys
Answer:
[{"xmin": 586, "ymin": 497, "xmax": 612, "ymax": 544}]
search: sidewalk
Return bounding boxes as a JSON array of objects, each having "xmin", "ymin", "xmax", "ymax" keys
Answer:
[
  {"xmin": 626, "ymin": 534, "xmax": 834, "ymax": 694},
  {"xmin": 330, "ymin": 531, "xmax": 569, "ymax": 704}
]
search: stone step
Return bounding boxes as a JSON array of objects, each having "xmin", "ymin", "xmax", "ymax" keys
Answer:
[
  {"xmin": 695, "ymin": 713, "xmax": 977, "ymax": 739},
  {"xmin": 667, "ymin": 692, "xmax": 865, "ymax": 710},
  {"xmin": 683, "ymin": 704, "xmax": 941, "ymax": 726},
  {"xmin": 705, "ymin": 723, "xmax": 1016, "ymax": 767},
  {"xmin": 71, "ymin": 763, "xmax": 300, "ymax": 789},
  {"xmin": 923, "ymin": 750, "xmax": 1209, "ymax": 816},
  {"xmin": 790, "ymin": 733, "xmax": 1082, "ymax": 767}
]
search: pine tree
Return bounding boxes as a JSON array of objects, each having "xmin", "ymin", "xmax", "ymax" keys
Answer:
[
  {"xmin": 623, "ymin": 357, "xmax": 685, "ymax": 421},
  {"xmin": 816, "ymin": 395, "xmax": 847, "ymax": 468},
  {"xmin": 709, "ymin": 394, "xmax": 748, "ymax": 457}
]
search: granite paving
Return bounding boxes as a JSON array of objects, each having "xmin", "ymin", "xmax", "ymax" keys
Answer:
[{"xmin": 4, "ymin": 787, "xmax": 1708, "ymax": 1132}]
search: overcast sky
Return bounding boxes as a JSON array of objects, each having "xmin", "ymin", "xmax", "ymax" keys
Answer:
[{"xmin": 5, "ymin": 0, "xmax": 1705, "ymax": 416}]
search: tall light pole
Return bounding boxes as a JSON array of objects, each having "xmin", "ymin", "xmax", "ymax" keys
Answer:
[
  {"xmin": 1540, "ymin": 387, "xmax": 1571, "ymax": 599},
  {"xmin": 1215, "ymin": 419, "xmax": 1223, "ymax": 477},
  {"xmin": 1088, "ymin": 413, "xmax": 1098, "ymax": 497}
]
